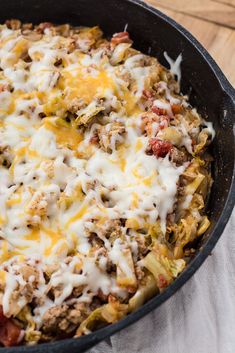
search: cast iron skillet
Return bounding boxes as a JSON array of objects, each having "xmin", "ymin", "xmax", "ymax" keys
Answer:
[{"xmin": 1, "ymin": 0, "xmax": 235, "ymax": 352}]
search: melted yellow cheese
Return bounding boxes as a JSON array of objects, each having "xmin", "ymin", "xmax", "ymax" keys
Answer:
[
  {"xmin": 0, "ymin": 240, "xmax": 19, "ymax": 264},
  {"xmin": 60, "ymin": 69, "xmax": 115, "ymax": 104},
  {"xmin": 0, "ymin": 269, "xmax": 6, "ymax": 283},
  {"xmin": 120, "ymin": 89, "xmax": 142, "ymax": 116},
  {"xmin": 131, "ymin": 192, "xmax": 139, "ymax": 208},
  {"xmin": 0, "ymin": 214, "xmax": 6, "ymax": 226},
  {"xmin": 135, "ymin": 138, "xmax": 144, "ymax": 152},
  {"xmin": 24, "ymin": 228, "xmax": 41, "ymax": 242},
  {"xmin": 6, "ymin": 195, "xmax": 22, "ymax": 206},
  {"xmin": 0, "ymin": 24, "xmax": 200, "ymax": 324},
  {"xmin": 12, "ymin": 38, "xmax": 28, "ymax": 57},
  {"xmin": 44, "ymin": 119, "xmax": 83, "ymax": 150},
  {"xmin": 65, "ymin": 203, "xmax": 89, "ymax": 229},
  {"xmin": 42, "ymin": 226, "xmax": 65, "ymax": 256}
]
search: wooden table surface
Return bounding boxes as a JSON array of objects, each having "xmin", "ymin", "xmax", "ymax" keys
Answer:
[{"xmin": 144, "ymin": 0, "xmax": 235, "ymax": 87}]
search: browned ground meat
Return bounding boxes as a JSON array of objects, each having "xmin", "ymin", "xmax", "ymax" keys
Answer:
[
  {"xmin": 170, "ymin": 147, "xmax": 188, "ymax": 165},
  {"xmin": 91, "ymin": 122, "xmax": 126, "ymax": 153},
  {"xmin": 42, "ymin": 303, "xmax": 90, "ymax": 336}
]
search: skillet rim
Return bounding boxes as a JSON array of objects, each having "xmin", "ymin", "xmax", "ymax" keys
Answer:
[{"xmin": 1, "ymin": 0, "xmax": 235, "ymax": 351}]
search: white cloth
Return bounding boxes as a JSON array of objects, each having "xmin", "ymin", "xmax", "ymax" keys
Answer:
[{"xmin": 88, "ymin": 209, "xmax": 235, "ymax": 353}]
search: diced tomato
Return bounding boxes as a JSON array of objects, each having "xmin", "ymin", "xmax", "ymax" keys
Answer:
[
  {"xmin": 158, "ymin": 274, "xmax": 168, "ymax": 289},
  {"xmin": 171, "ymin": 104, "xmax": 182, "ymax": 114},
  {"xmin": 0, "ymin": 307, "xmax": 7, "ymax": 325},
  {"xmin": 36, "ymin": 22, "xmax": 53, "ymax": 33},
  {"xmin": 149, "ymin": 138, "xmax": 173, "ymax": 158},
  {"xmin": 142, "ymin": 89, "xmax": 154, "ymax": 99},
  {"xmin": 0, "ymin": 306, "xmax": 22, "ymax": 347},
  {"xmin": 159, "ymin": 116, "xmax": 170, "ymax": 130},
  {"xmin": 89, "ymin": 135, "xmax": 99, "ymax": 145},
  {"xmin": 152, "ymin": 106, "xmax": 167, "ymax": 116},
  {"xmin": 141, "ymin": 114, "xmax": 169, "ymax": 137},
  {"xmin": 111, "ymin": 31, "xmax": 132, "ymax": 45}
]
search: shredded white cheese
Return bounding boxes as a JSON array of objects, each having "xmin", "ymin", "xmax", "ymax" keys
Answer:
[{"xmin": 0, "ymin": 24, "xmax": 213, "ymax": 330}]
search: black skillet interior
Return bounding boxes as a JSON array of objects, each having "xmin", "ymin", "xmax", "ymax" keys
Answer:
[{"xmin": 0, "ymin": 0, "xmax": 235, "ymax": 352}]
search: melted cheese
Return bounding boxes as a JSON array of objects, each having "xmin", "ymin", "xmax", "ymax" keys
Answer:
[
  {"xmin": 0, "ymin": 24, "xmax": 214, "ymax": 325},
  {"xmin": 44, "ymin": 119, "xmax": 83, "ymax": 150},
  {"xmin": 61, "ymin": 68, "xmax": 115, "ymax": 104},
  {"xmin": 164, "ymin": 52, "xmax": 182, "ymax": 83}
]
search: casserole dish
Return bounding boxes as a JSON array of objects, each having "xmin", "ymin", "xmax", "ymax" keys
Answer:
[{"xmin": 0, "ymin": 0, "xmax": 234, "ymax": 352}]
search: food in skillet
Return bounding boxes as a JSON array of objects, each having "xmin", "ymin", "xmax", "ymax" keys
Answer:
[{"xmin": 0, "ymin": 20, "xmax": 214, "ymax": 346}]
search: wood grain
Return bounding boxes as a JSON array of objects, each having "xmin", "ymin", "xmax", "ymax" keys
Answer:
[
  {"xmin": 144, "ymin": 2, "xmax": 235, "ymax": 86},
  {"xmin": 145, "ymin": 0, "xmax": 235, "ymax": 29},
  {"xmin": 214, "ymin": 0, "xmax": 235, "ymax": 8}
]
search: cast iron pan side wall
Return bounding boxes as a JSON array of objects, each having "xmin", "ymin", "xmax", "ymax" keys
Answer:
[{"xmin": 0, "ymin": 0, "xmax": 234, "ymax": 352}]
